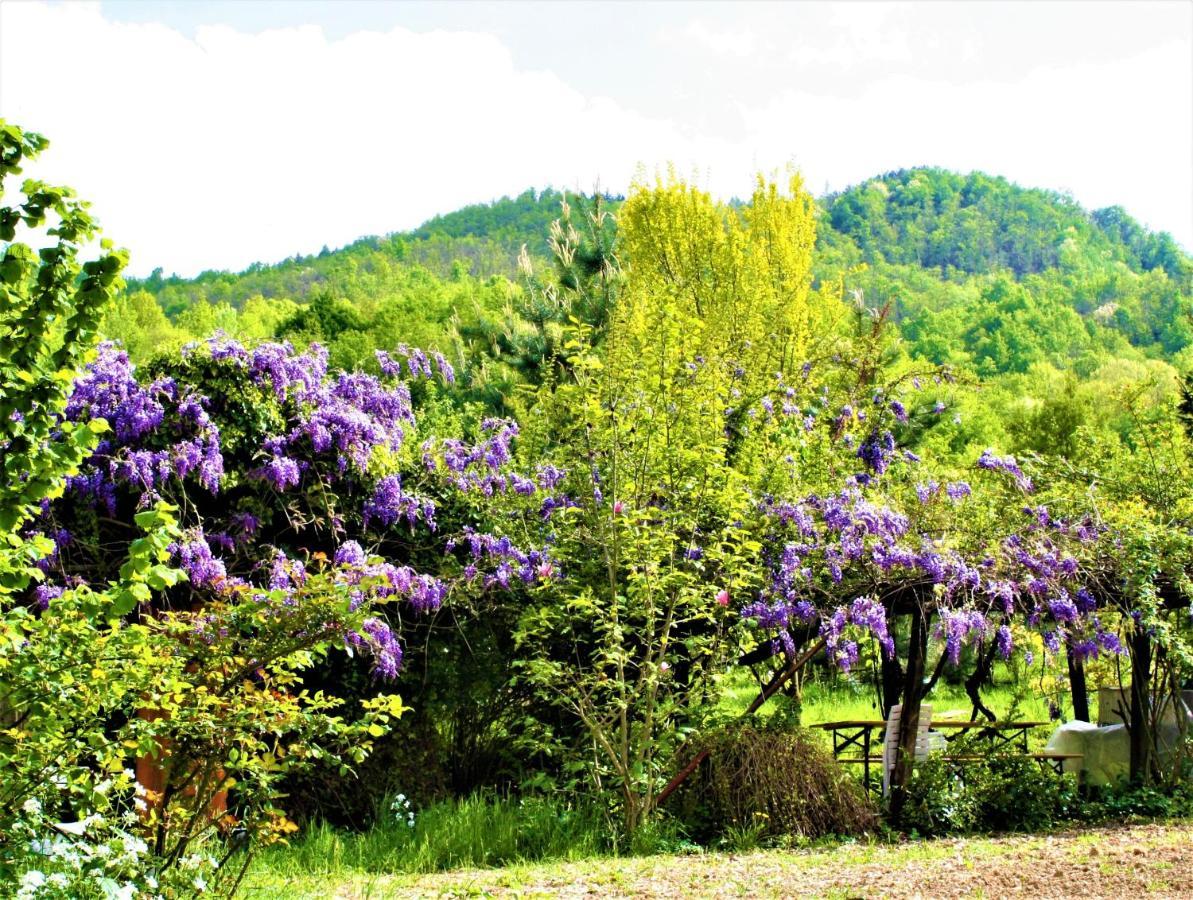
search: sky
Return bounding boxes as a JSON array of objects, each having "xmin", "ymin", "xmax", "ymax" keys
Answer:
[{"xmin": 1, "ymin": 0, "xmax": 1190, "ymax": 277}]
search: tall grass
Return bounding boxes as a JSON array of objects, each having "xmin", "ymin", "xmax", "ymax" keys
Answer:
[{"xmin": 256, "ymin": 793, "xmax": 609, "ymax": 879}]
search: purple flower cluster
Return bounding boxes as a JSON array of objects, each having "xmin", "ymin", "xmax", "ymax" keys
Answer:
[
  {"xmin": 376, "ymin": 346, "xmax": 456, "ymax": 384},
  {"xmin": 189, "ymin": 336, "xmax": 328, "ymax": 405},
  {"xmin": 65, "ymin": 344, "xmax": 224, "ymax": 511},
  {"xmin": 428, "ymin": 418, "xmax": 524, "ymax": 496},
  {"xmin": 364, "ymin": 475, "xmax": 436, "ymax": 531},
  {"xmin": 446, "ymin": 527, "xmax": 559, "ymax": 590},
  {"xmin": 819, "ymin": 596, "xmax": 895, "ymax": 671},
  {"xmin": 331, "ymin": 544, "xmax": 448, "ymax": 614},
  {"xmin": 977, "ymin": 449, "xmax": 1033, "ymax": 491},
  {"xmin": 935, "ymin": 608, "xmax": 990, "ymax": 664},
  {"xmin": 171, "ymin": 533, "xmax": 228, "ymax": 590},
  {"xmin": 32, "ymin": 584, "xmax": 64, "ymax": 611},
  {"xmin": 857, "ymin": 431, "xmax": 897, "ymax": 475},
  {"xmin": 345, "ymin": 617, "xmax": 403, "ymax": 680}
]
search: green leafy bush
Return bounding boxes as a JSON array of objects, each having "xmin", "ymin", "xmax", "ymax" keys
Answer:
[
  {"xmin": 896, "ymin": 757, "xmax": 979, "ymax": 837},
  {"xmin": 967, "ymin": 754, "xmax": 1080, "ymax": 832},
  {"xmin": 895, "ymin": 748, "xmax": 1193, "ymax": 837},
  {"xmin": 900, "ymin": 751, "xmax": 1078, "ymax": 836}
]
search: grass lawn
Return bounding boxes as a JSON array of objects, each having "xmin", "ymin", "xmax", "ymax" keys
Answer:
[
  {"xmin": 719, "ymin": 667, "xmax": 1055, "ymax": 745},
  {"xmin": 242, "ymin": 820, "xmax": 1193, "ymax": 898}
]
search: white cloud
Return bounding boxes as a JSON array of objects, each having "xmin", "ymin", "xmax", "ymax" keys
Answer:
[
  {"xmin": 0, "ymin": 1, "xmax": 1188, "ymax": 276},
  {"xmin": 664, "ymin": 20, "xmax": 759, "ymax": 59},
  {"xmin": 0, "ymin": 3, "xmax": 736, "ymax": 274}
]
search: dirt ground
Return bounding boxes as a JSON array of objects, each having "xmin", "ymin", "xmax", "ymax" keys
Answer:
[{"xmin": 378, "ymin": 821, "xmax": 1193, "ymax": 899}]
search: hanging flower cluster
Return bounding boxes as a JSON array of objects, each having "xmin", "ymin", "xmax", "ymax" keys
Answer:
[{"xmin": 34, "ymin": 337, "xmax": 558, "ymax": 679}]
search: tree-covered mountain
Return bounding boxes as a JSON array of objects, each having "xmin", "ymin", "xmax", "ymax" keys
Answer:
[
  {"xmin": 126, "ymin": 187, "xmax": 607, "ymax": 317},
  {"xmin": 110, "ymin": 167, "xmax": 1190, "ymax": 398},
  {"xmin": 822, "ymin": 168, "xmax": 1189, "ymax": 281}
]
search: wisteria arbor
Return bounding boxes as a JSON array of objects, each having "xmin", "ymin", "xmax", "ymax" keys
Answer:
[
  {"xmin": 1030, "ymin": 418, "xmax": 1193, "ymax": 785},
  {"xmin": 736, "ymin": 403, "xmax": 1129, "ymax": 805}
]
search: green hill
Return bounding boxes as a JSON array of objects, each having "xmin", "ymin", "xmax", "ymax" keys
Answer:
[
  {"xmin": 823, "ymin": 167, "xmax": 1189, "ymax": 281},
  {"xmin": 111, "ymin": 169, "xmax": 1190, "ymax": 385}
]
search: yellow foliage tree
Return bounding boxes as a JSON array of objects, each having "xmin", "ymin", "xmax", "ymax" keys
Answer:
[{"xmin": 616, "ymin": 167, "xmax": 820, "ymax": 387}]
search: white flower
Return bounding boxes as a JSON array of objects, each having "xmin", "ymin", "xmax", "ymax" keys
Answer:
[
  {"xmin": 22, "ymin": 798, "xmax": 41, "ymax": 816},
  {"xmin": 16, "ymin": 870, "xmax": 46, "ymax": 900},
  {"xmin": 193, "ymin": 875, "xmax": 207, "ymax": 892}
]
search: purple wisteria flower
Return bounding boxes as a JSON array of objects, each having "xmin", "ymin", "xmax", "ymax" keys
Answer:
[{"xmin": 977, "ymin": 449, "xmax": 1033, "ymax": 491}]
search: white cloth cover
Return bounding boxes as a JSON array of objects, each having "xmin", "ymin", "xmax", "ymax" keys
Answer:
[{"xmin": 1045, "ymin": 714, "xmax": 1192, "ymax": 786}]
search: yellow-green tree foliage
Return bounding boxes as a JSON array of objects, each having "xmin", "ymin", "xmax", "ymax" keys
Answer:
[{"xmin": 616, "ymin": 168, "xmax": 819, "ymax": 386}]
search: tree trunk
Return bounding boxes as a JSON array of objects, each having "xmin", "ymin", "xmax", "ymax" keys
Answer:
[
  {"xmin": 964, "ymin": 641, "xmax": 998, "ymax": 722},
  {"xmin": 1066, "ymin": 640, "xmax": 1090, "ymax": 723},
  {"xmin": 879, "ymin": 607, "xmax": 904, "ymax": 720},
  {"xmin": 1129, "ymin": 626, "xmax": 1153, "ymax": 783},
  {"xmin": 888, "ymin": 604, "xmax": 928, "ymax": 822}
]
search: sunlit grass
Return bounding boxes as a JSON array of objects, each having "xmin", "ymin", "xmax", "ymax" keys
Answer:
[
  {"xmin": 252, "ymin": 792, "xmax": 608, "ymax": 882},
  {"xmin": 717, "ymin": 665, "xmax": 1055, "ymax": 748},
  {"xmin": 245, "ymin": 678, "xmax": 1072, "ymax": 896},
  {"xmin": 243, "ymin": 823, "xmax": 1193, "ymax": 898}
]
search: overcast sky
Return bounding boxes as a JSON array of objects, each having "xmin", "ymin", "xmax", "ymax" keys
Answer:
[{"xmin": 1, "ymin": 0, "xmax": 1190, "ymax": 276}]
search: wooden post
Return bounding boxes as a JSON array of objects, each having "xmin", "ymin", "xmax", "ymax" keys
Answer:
[
  {"xmin": 879, "ymin": 606, "xmax": 903, "ymax": 721},
  {"xmin": 1129, "ymin": 626, "xmax": 1153, "ymax": 783}
]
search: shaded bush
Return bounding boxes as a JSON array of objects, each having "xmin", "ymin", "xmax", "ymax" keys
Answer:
[
  {"xmin": 677, "ymin": 723, "xmax": 877, "ymax": 844},
  {"xmin": 971, "ymin": 754, "xmax": 1079, "ymax": 832},
  {"xmin": 900, "ymin": 748, "xmax": 1082, "ymax": 836},
  {"xmin": 897, "ymin": 757, "xmax": 980, "ymax": 836}
]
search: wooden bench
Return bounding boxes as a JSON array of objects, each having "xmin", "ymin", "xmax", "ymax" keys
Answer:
[{"xmin": 838, "ymin": 751, "xmax": 1083, "ymax": 776}]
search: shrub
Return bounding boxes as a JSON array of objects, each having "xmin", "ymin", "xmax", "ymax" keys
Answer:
[
  {"xmin": 1077, "ymin": 779, "xmax": 1193, "ymax": 822},
  {"xmin": 899, "ymin": 748, "xmax": 1080, "ymax": 836},
  {"xmin": 896, "ymin": 756, "xmax": 979, "ymax": 837},
  {"xmin": 969, "ymin": 753, "xmax": 1079, "ymax": 832},
  {"xmin": 677, "ymin": 723, "xmax": 877, "ymax": 844}
]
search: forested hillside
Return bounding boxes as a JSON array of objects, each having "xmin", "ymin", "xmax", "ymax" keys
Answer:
[
  {"xmin": 824, "ymin": 168, "xmax": 1189, "ymax": 279},
  {"xmin": 111, "ymin": 169, "xmax": 1191, "ymax": 397},
  {"xmin": 106, "ymin": 168, "xmax": 1191, "ymax": 450}
]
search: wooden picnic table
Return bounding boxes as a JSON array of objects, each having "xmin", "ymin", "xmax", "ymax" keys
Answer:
[{"xmin": 812, "ymin": 719, "xmax": 1056, "ymax": 786}]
